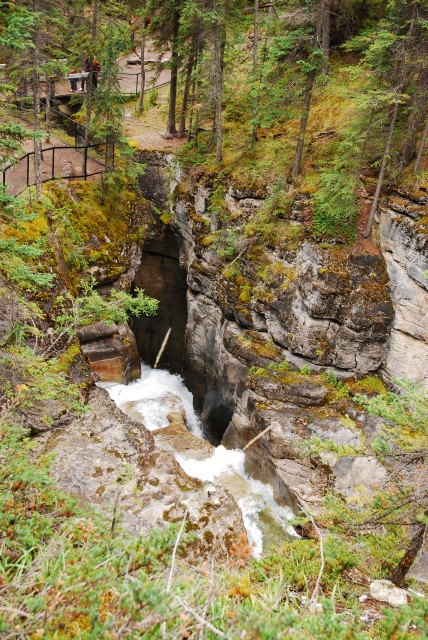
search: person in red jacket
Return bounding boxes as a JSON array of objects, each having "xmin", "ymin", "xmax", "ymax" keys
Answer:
[{"xmin": 92, "ymin": 60, "xmax": 101, "ymax": 89}]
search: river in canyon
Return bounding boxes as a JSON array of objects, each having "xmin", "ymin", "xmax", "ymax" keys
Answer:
[{"xmin": 99, "ymin": 364, "xmax": 298, "ymax": 556}]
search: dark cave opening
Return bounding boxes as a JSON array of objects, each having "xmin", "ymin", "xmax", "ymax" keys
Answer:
[{"xmin": 130, "ymin": 226, "xmax": 234, "ymax": 445}]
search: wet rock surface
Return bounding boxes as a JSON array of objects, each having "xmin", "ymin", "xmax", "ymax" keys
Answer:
[{"xmin": 39, "ymin": 387, "xmax": 245, "ymax": 561}]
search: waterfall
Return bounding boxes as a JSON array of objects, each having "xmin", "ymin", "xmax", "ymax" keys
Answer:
[{"xmin": 99, "ymin": 364, "xmax": 298, "ymax": 556}]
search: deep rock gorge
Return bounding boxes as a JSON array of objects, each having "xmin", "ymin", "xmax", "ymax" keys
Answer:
[{"xmin": 126, "ymin": 154, "xmax": 428, "ymax": 521}]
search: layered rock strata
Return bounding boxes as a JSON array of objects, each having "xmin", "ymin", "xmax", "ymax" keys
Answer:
[
  {"xmin": 379, "ymin": 190, "xmax": 428, "ymax": 385},
  {"xmin": 78, "ymin": 321, "xmax": 141, "ymax": 384},
  {"xmin": 162, "ymin": 176, "xmax": 396, "ymax": 512}
]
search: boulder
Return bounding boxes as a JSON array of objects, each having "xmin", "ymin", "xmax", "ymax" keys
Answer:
[
  {"xmin": 369, "ymin": 580, "xmax": 408, "ymax": 607},
  {"xmin": 80, "ymin": 323, "xmax": 140, "ymax": 384},
  {"xmin": 77, "ymin": 321, "xmax": 119, "ymax": 344},
  {"xmin": 38, "ymin": 387, "xmax": 245, "ymax": 561}
]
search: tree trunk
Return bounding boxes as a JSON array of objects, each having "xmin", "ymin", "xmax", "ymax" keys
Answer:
[
  {"xmin": 291, "ymin": 68, "xmax": 315, "ymax": 180},
  {"xmin": 399, "ymin": 66, "xmax": 428, "ymax": 170},
  {"xmin": 252, "ymin": 0, "xmax": 259, "ymax": 142},
  {"xmin": 214, "ymin": 0, "xmax": 226, "ymax": 163},
  {"xmin": 32, "ymin": 0, "xmax": 42, "ymax": 199},
  {"xmin": 45, "ymin": 79, "xmax": 51, "ymax": 143},
  {"xmin": 167, "ymin": 11, "xmax": 180, "ymax": 136},
  {"xmin": 414, "ymin": 116, "xmax": 428, "ymax": 175},
  {"xmin": 363, "ymin": 96, "xmax": 400, "ymax": 238},
  {"xmin": 321, "ymin": 0, "xmax": 331, "ymax": 63},
  {"xmin": 137, "ymin": 32, "xmax": 146, "ymax": 113},
  {"xmin": 388, "ymin": 518, "xmax": 428, "ymax": 587},
  {"xmin": 291, "ymin": 1, "xmax": 324, "ymax": 180},
  {"xmin": 83, "ymin": 0, "xmax": 99, "ymax": 147},
  {"xmin": 178, "ymin": 59, "xmax": 194, "ymax": 138},
  {"xmin": 187, "ymin": 55, "xmax": 198, "ymax": 142},
  {"xmin": 137, "ymin": 5, "xmax": 147, "ymax": 114}
]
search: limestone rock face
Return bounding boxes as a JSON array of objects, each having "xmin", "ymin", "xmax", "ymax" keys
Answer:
[
  {"xmin": 39, "ymin": 387, "xmax": 245, "ymax": 561},
  {"xmin": 130, "ymin": 162, "xmax": 427, "ymax": 544},
  {"xmin": 79, "ymin": 322, "xmax": 140, "ymax": 384},
  {"xmin": 380, "ymin": 198, "xmax": 428, "ymax": 385},
  {"xmin": 151, "ymin": 175, "xmax": 398, "ymax": 513}
]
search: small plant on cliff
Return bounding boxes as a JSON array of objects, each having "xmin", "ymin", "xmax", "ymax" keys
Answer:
[
  {"xmin": 308, "ymin": 378, "xmax": 428, "ymax": 588},
  {"xmin": 300, "ymin": 364, "xmax": 312, "ymax": 376},
  {"xmin": 47, "ymin": 277, "xmax": 158, "ymax": 354}
]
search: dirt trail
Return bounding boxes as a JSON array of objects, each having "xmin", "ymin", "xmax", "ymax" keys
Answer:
[
  {"xmin": 3, "ymin": 131, "xmax": 104, "ymax": 196},
  {"xmin": 3, "ymin": 40, "xmax": 185, "ymax": 194}
]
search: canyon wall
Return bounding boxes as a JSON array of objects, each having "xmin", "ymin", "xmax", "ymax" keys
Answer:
[{"xmin": 129, "ymin": 155, "xmax": 427, "ymax": 519}]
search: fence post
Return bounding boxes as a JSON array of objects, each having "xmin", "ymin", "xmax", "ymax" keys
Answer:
[
  {"xmin": 26, "ymin": 154, "xmax": 30, "ymax": 187},
  {"xmin": 136, "ymin": 73, "xmax": 139, "ymax": 95},
  {"xmin": 2, "ymin": 168, "xmax": 5, "ymax": 188},
  {"xmin": 84, "ymin": 146, "xmax": 88, "ymax": 180},
  {"xmin": 52, "ymin": 147, "xmax": 55, "ymax": 180}
]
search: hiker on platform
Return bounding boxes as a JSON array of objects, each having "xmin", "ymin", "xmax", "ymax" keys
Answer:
[
  {"xmin": 93, "ymin": 60, "xmax": 101, "ymax": 89},
  {"xmin": 69, "ymin": 70, "xmax": 79, "ymax": 92},
  {"xmin": 81, "ymin": 57, "xmax": 90, "ymax": 91}
]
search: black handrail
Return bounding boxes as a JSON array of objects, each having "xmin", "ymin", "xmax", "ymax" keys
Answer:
[{"xmin": 2, "ymin": 142, "xmax": 108, "ymax": 194}]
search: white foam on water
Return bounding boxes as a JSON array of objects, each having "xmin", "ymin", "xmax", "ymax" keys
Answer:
[
  {"xmin": 99, "ymin": 365, "xmax": 297, "ymax": 555},
  {"xmin": 98, "ymin": 364, "xmax": 203, "ymax": 436},
  {"xmin": 177, "ymin": 445, "xmax": 297, "ymax": 556},
  {"xmin": 176, "ymin": 445, "xmax": 246, "ymax": 482}
]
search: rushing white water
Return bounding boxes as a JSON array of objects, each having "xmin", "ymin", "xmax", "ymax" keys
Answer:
[
  {"xmin": 99, "ymin": 364, "xmax": 297, "ymax": 555},
  {"xmin": 99, "ymin": 364, "xmax": 203, "ymax": 436}
]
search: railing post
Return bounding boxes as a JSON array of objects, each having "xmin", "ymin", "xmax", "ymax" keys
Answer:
[
  {"xmin": 26, "ymin": 154, "xmax": 30, "ymax": 187},
  {"xmin": 84, "ymin": 146, "xmax": 88, "ymax": 180},
  {"xmin": 2, "ymin": 168, "xmax": 6, "ymax": 188},
  {"xmin": 52, "ymin": 147, "xmax": 55, "ymax": 179}
]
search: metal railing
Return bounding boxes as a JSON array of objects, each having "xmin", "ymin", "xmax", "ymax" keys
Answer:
[
  {"xmin": 47, "ymin": 107, "xmax": 85, "ymax": 146},
  {"xmin": 2, "ymin": 142, "xmax": 108, "ymax": 196},
  {"xmin": 117, "ymin": 73, "xmax": 171, "ymax": 96}
]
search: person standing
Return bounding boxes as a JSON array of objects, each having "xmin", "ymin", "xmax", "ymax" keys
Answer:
[
  {"xmin": 81, "ymin": 57, "xmax": 90, "ymax": 91},
  {"xmin": 69, "ymin": 70, "xmax": 79, "ymax": 92},
  {"xmin": 92, "ymin": 60, "xmax": 101, "ymax": 89}
]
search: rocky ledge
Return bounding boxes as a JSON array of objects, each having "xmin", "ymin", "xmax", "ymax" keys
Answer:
[{"xmin": 160, "ymin": 169, "xmax": 427, "ymax": 519}]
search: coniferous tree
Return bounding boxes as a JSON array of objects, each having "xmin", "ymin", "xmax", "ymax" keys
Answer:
[
  {"xmin": 147, "ymin": 0, "xmax": 182, "ymax": 136},
  {"xmin": 291, "ymin": 0, "xmax": 326, "ymax": 180},
  {"xmin": 92, "ymin": 24, "xmax": 124, "ymax": 173}
]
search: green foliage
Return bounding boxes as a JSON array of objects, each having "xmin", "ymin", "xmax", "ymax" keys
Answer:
[
  {"xmin": 0, "ymin": 345, "xmax": 86, "ymax": 423},
  {"xmin": 54, "ymin": 277, "xmax": 158, "ymax": 337},
  {"xmin": 0, "ymin": 3, "xmax": 35, "ymax": 51},
  {"xmin": 0, "ymin": 188, "xmax": 54, "ymax": 291},
  {"xmin": 268, "ymin": 360, "xmax": 290, "ymax": 372},
  {"xmin": 321, "ymin": 370, "xmax": 349, "ymax": 398},
  {"xmin": 92, "ymin": 24, "xmax": 125, "ymax": 169},
  {"xmin": 300, "ymin": 364, "xmax": 312, "ymax": 376},
  {"xmin": 355, "ymin": 378, "xmax": 428, "ymax": 447},
  {"xmin": 0, "ymin": 122, "xmax": 41, "ymax": 166}
]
